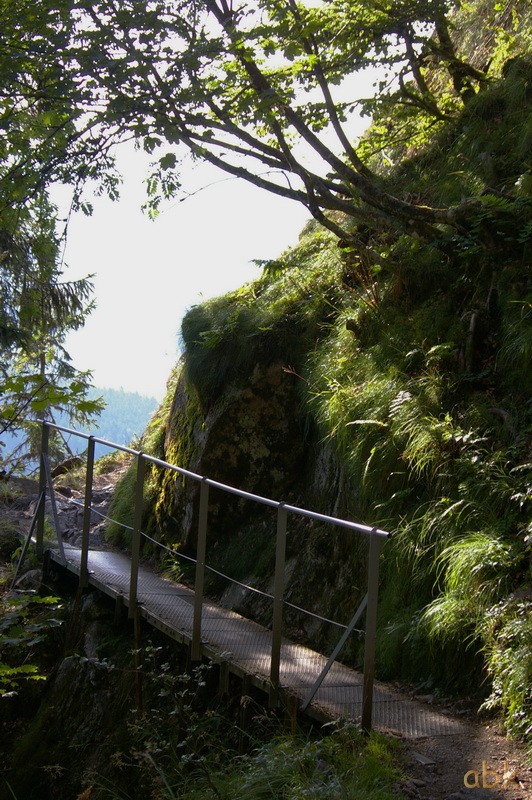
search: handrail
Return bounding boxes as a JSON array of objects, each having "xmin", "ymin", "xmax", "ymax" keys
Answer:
[
  {"xmin": 67, "ymin": 498, "xmax": 358, "ymax": 631},
  {"xmin": 44, "ymin": 420, "xmax": 389, "ymax": 538},
  {"xmin": 38, "ymin": 419, "xmax": 389, "ymax": 731}
]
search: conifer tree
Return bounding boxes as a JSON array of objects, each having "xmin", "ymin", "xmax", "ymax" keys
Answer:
[{"xmin": 0, "ymin": 195, "xmax": 102, "ymax": 471}]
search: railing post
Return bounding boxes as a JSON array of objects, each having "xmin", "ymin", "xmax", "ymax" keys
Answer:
[
  {"xmin": 36, "ymin": 421, "xmax": 49, "ymax": 558},
  {"xmin": 80, "ymin": 436, "xmax": 95, "ymax": 589},
  {"xmin": 301, "ymin": 593, "xmax": 368, "ymax": 712},
  {"xmin": 129, "ymin": 452, "xmax": 146, "ymax": 618},
  {"xmin": 192, "ymin": 479, "xmax": 209, "ymax": 661},
  {"xmin": 361, "ymin": 530, "xmax": 382, "ymax": 733},
  {"xmin": 269, "ymin": 503, "xmax": 287, "ymax": 706}
]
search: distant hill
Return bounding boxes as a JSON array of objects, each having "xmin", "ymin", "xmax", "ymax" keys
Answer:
[
  {"xmin": 83, "ymin": 386, "xmax": 158, "ymax": 453},
  {"xmin": 1, "ymin": 386, "xmax": 158, "ymax": 467},
  {"xmin": 58, "ymin": 386, "xmax": 158, "ymax": 460}
]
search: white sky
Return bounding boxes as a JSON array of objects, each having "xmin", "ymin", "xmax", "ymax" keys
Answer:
[
  {"xmin": 54, "ymin": 152, "xmax": 309, "ymax": 401},
  {"xmin": 53, "ymin": 66, "xmax": 380, "ymax": 401}
]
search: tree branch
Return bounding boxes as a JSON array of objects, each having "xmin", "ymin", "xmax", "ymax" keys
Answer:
[
  {"xmin": 399, "ymin": 26, "xmax": 449, "ymax": 121},
  {"xmin": 432, "ymin": 12, "xmax": 486, "ymax": 102},
  {"xmin": 284, "ymin": 0, "xmax": 374, "ymax": 178}
]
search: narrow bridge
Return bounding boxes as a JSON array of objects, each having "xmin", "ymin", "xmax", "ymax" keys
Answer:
[{"xmin": 20, "ymin": 421, "xmax": 465, "ymax": 739}]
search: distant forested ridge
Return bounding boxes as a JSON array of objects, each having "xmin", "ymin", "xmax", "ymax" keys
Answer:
[
  {"xmin": 60, "ymin": 387, "xmax": 158, "ymax": 458},
  {"xmin": 1, "ymin": 387, "xmax": 158, "ymax": 467},
  {"xmin": 87, "ymin": 387, "xmax": 158, "ymax": 446}
]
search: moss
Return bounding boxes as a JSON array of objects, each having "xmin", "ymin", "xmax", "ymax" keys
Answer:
[
  {"xmin": 104, "ymin": 465, "xmax": 136, "ymax": 548},
  {"xmin": 0, "ymin": 520, "xmax": 21, "ymax": 558},
  {"xmin": 180, "ymin": 230, "xmax": 343, "ymax": 412}
]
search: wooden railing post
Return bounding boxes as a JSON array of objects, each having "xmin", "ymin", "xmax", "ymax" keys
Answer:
[
  {"xmin": 192, "ymin": 479, "xmax": 209, "ymax": 661},
  {"xmin": 361, "ymin": 530, "xmax": 382, "ymax": 733},
  {"xmin": 80, "ymin": 436, "xmax": 95, "ymax": 589},
  {"xmin": 269, "ymin": 503, "xmax": 287, "ymax": 706},
  {"xmin": 36, "ymin": 421, "xmax": 49, "ymax": 558},
  {"xmin": 129, "ymin": 452, "xmax": 146, "ymax": 618}
]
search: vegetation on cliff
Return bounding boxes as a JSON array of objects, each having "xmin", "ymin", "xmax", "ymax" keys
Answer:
[
  {"xmin": 109, "ymin": 5, "xmax": 532, "ymax": 746},
  {"xmin": 0, "ymin": 192, "xmax": 103, "ymax": 471}
]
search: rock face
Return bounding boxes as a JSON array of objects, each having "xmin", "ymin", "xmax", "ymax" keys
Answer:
[
  {"xmin": 156, "ymin": 360, "xmax": 308, "ymax": 549},
  {"xmin": 149, "ymin": 357, "xmax": 369, "ymax": 660}
]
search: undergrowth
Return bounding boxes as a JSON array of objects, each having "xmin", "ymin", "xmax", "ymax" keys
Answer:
[
  {"xmin": 82, "ymin": 643, "xmax": 403, "ymax": 800},
  {"xmin": 0, "ymin": 574, "xmax": 63, "ymax": 698}
]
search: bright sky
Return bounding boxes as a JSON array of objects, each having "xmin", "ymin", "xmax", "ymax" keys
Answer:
[
  {"xmin": 54, "ymin": 151, "xmax": 309, "ymax": 401},
  {"xmin": 54, "ymin": 62, "xmax": 379, "ymax": 402}
]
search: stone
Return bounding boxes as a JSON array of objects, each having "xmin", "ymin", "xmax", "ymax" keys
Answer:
[
  {"xmin": 411, "ymin": 752, "xmax": 436, "ymax": 766},
  {"xmin": 14, "ymin": 568, "xmax": 43, "ymax": 590}
]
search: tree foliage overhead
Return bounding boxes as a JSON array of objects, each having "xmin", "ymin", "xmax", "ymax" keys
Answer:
[
  {"xmin": 1, "ymin": 0, "xmax": 530, "ymax": 246},
  {"xmin": 0, "ymin": 1, "xmax": 105, "ymax": 468},
  {"xmin": 0, "ymin": 0, "xmax": 120, "ymax": 219},
  {"xmin": 0, "ymin": 193, "xmax": 103, "ymax": 471},
  {"xmin": 79, "ymin": 0, "xmax": 517, "ymax": 238}
]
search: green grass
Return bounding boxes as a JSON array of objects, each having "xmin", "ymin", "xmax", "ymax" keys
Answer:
[{"xmin": 176, "ymin": 727, "xmax": 402, "ymax": 800}]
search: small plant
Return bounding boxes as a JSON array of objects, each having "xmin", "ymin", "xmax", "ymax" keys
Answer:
[
  {"xmin": 160, "ymin": 551, "xmax": 184, "ymax": 584},
  {"xmin": 223, "ymin": 725, "xmax": 401, "ymax": 800},
  {"xmin": 0, "ymin": 520, "xmax": 21, "ymax": 560},
  {"xmin": 0, "ymin": 589, "xmax": 63, "ymax": 696},
  {"xmin": 94, "ymin": 449, "xmax": 132, "ymax": 477},
  {"xmin": 481, "ymin": 598, "xmax": 532, "ymax": 745}
]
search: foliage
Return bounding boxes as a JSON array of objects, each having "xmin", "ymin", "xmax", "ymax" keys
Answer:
[
  {"xmin": 0, "ymin": 0, "xmax": 109, "ymax": 474},
  {"xmin": 481, "ymin": 598, "xmax": 532, "ymax": 742},
  {"xmin": 184, "ymin": 727, "xmax": 400, "ymax": 800},
  {"xmin": 2, "ymin": 0, "xmax": 529, "ymax": 247},
  {"xmin": 180, "ymin": 230, "xmax": 342, "ymax": 407},
  {"xmin": 104, "ymin": 464, "xmax": 138, "ymax": 548},
  {"xmin": 83, "ymin": 641, "xmax": 402, "ymax": 800},
  {"xmin": 0, "ymin": 192, "xmax": 103, "ymax": 472},
  {"xmin": 301, "ymin": 225, "xmax": 531, "ymax": 703},
  {"xmin": 94, "ymin": 448, "xmax": 133, "ymax": 477},
  {"xmin": 0, "ymin": 0, "xmax": 121, "ymax": 219},
  {"xmin": 0, "ymin": 520, "xmax": 21, "ymax": 559},
  {"xmin": 0, "ymin": 589, "xmax": 62, "ymax": 697}
]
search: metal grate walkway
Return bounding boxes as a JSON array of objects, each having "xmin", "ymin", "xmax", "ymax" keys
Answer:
[{"xmin": 50, "ymin": 544, "xmax": 466, "ymax": 739}]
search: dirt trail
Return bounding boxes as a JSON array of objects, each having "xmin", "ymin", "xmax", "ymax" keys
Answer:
[{"xmin": 398, "ymin": 716, "xmax": 531, "ymax": 800}]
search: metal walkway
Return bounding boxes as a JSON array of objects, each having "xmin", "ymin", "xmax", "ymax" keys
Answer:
[{"xmin": 49, "ymin": 544, "xmax": 466, "ymax": 739}]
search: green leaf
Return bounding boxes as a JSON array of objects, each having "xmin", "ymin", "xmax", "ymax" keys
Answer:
[{"xmin": 159, "ymin": 153, "xmax": 177, "ymax": 171}]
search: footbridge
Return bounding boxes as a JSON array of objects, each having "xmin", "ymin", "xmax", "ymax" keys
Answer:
[{"xmin": 17, "ymin": 421, "xmax": 465, "ymax": 739}]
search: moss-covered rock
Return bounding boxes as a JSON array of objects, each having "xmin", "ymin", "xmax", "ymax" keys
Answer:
[{"xmin": 153, "ymin": 359, "xmax": 307, "ymax": 551}]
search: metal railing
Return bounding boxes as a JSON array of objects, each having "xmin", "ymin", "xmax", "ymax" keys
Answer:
[{"xmin": 35, "ymin": 420, "xmax": 390, "ymax": 731}]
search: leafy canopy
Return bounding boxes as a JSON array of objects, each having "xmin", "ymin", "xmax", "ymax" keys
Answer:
[
  {"xmin": 1, "ymin": 0, "xmax": 511, "ymax": 244},
  {"xmin": 0, "ymin": 2, "xmax": 106, "ymax": 467}
]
